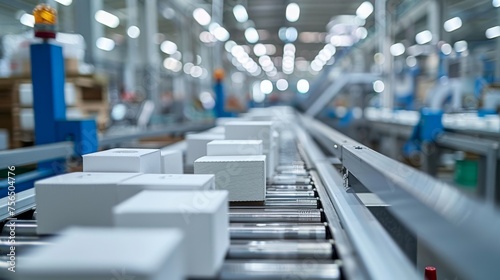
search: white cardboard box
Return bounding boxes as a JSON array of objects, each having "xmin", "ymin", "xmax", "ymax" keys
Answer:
[
  {"xmin": 35, "ymin": 172, "xmax": 215, "ymax": 234},
  {"xmin": 224, "ymin": 121, "xmax": 274, "ymax": 150},
  {"xmin": 186, "ymin": 133, "xmax": 225, "ymax": 165},
  {"xmin": 117, "ymin": 173, "xmax": 215, "ymax": 201},
  {"xmin": 194, "ymin": 155, "xmax": 266, "ymax": 201},
  {"xmin": 83, "ymin": 148, "xmax": 161, "ymax": 173},
  {"xmin": 224, "ymin": 121, "xmax": 275, "ymax": 178},
  {"xmin": 215, "ymin": 117, "xmax": 248, "ymax": 126},
  {"xmin": 207, "ymin": 140, "xmax": 263, "ymax": 156},
  {"xmin": 160, "ymin": 150, "xmax": 183, "ymax": 174},
  {"xmin": 16, "ymin": 227, "xmax": 185, "ymax": 280},
  {"xmin": 19, "ymin": 83, "xmax": 77, "ymax": 107},
  {"xmin": 35, "ymin": 172, "xmax": 141, "ymax": 234},
  {"xmin": 205, "ymin": 126, "xmax": 225, "ymax": 135},
  {"xmin": 114, "ymin": 190, "xmax": 229, "ymax": 278}
]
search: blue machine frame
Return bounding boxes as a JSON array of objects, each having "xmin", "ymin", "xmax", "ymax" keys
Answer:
[{"xmin": 0, "ymin": 42, "xmax": 98, "ymax": 197}]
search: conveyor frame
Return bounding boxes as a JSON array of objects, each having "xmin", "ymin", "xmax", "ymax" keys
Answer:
[{"xmin": 301, "ymin": 114, "xmax": 500, "ymax": 280}]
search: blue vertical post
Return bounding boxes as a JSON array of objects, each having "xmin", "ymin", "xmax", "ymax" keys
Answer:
[
  {"xmin": 214, "ymin": 80, "xmax": 225, "ymax": 118},
  {"xmin": 30, "ymin": 43, "xmax": 67, "ymax": 144},
  {"xmin": 30, "ymin": 43, "xmax": 67, "ymax": 171}
]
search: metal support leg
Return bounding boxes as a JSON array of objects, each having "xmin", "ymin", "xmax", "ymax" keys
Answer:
[
  {"xmin": 485, "ymin": 149, "xmax": 499, "ymax": 206},
  {"xmin": 144, "ymin": 0, "xmax": 160, "ymax": 114},
  {"xmin": 125, "ymin": 0, "xmax": 139, "ymax": 95},
  {"xmin": 421, "ymin": 142, "xmax": 440, "ymax": 177}
]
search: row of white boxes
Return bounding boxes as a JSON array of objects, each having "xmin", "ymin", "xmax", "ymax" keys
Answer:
[
  {"xmin": 25, "ymin": 148, "xmax": 227, "ymax": 279},
  {"xmin": 21, "ymin": 107, "xmax": 295, "ymax": 279},
  {"xmin": 186, "ymin": 119, "xmax": 281, "ymax": 202}
]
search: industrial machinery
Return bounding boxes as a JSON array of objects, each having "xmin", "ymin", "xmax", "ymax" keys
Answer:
[
  {"xmin": 1, "ymin": 107, "xmax": 499, "ymax": 279},
  {"xmin": 1, "ymin": 1, "xmax": 500, "ymax": 279}
]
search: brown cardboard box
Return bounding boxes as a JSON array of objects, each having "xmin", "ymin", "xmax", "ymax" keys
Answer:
[{"xmin": 12, "ymin": 58, "xmax": 79, "ymax": 76}]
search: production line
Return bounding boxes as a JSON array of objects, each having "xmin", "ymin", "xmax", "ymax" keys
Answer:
[
  {"xmin": 2, "ymin": 0, "xmax": 500, "ymax": 279},
  {"xmin": 1, "ymin": 106, "xmax": 499, "ymax": 280},
  {"xmin": 1, "ymin": 106, "xmax": 499, "ymax": 279},
  {"xmin": 0, "ymin": 109, "xmax": 344, "ymax": 279}
]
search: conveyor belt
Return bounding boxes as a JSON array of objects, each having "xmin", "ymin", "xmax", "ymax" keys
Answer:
[
  {"xmin": 0, "ymin": 131, "xmax": 341, "ymax": 280},
  {"xmin": 219, "ymin": 134, "xmax": 339, "ymax": 279}
]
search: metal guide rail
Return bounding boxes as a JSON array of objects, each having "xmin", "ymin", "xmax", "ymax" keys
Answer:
[
  {"xmin": 0, "ymin": 124, "xmax": 342, "ymax": 280},
  {"xmin": 300, "ymin": 114, "xmax": 500, "ymax": 280}
]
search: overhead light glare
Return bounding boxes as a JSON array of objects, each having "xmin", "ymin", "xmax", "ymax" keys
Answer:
[
  {"xmin": 20, "ymin": 13, "xmax": 34, "ymax": 27},
  {"xmin": 486, "ymin": 26, "xmax": 500, "ymax": 39},
  {"xmin": 96, "ymin": 37, "xmax": 115, "ymax": 51},
  {"xmin": 95, "ymin": 10, "xmax": 119, "ymax": 28},
  {"xmin": 233, "ymin": 5, "xmax": 248, "ymax": 23},
  {"xmin": 444, "ymin": 17, "xmax": 462, "ymax": 32},
  {"xmin": 127, "ymin": 26, "xmax": 140, "ymax": 38},
  {"xmin": 356, "ymin": 1, "xmax": 374, "ymax": 20},
  {"xmin": 297, "ymin": 79, "xmax": 309, "ymax": 94},
  {"xmin": 415, "ymin": 30, "xmax": 432, "ymax": 44},
  {"xmin": 245, "ymin": 27, "xmax": 259, "ymax": 43},
  {"xmin": 286, "ymin": 3, "xmax": 300, "ymax": 22},
  {"xmin": 193, "ymin": 8, "xmax": 211, "ymax": 26},
  {"xmin": 390, "ymin": 43, "xmax": 405, "ymax": 56}
]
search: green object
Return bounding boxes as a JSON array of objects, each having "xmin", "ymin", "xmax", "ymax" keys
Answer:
[{"xmin": 454, "ymin": 159, "xmax": 478, "ymax": 188}]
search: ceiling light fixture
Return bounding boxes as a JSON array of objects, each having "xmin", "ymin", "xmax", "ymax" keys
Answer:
[
  {"xmin": 286, "ymin": 3, "xmax": 300, "ymax": 22},
  {"xmin": 95, "ymin": 10, "xmax": 119, "ymax": 28},
  {"xmin": 245, "ymin": 27, "xmax": 259, "ymax": 43},
  {"xmin": 193, "ymin": 8, "xmax": 211, "ymax": 26},
  {"xmin": 444, "ymin": 17, "xmax": 462, "ymax": 32},
  {"xmin": 233, "ymin": 5, "xmax": 248, "ymax": 23},
  {"xmin": 356, "ymin": 2, "xmax": 373, "ymax": 20}
]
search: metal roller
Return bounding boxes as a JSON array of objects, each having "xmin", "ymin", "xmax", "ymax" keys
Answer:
[
  {"xmin": 272, "ymin": 175, "xmax": 312, "ymax": 185},
  {"xmin": 0, "ymin": 256, "xmax": 16, "ymax": 279},
  {"xmin": 0, "ymin": 236, "xmax": 41, "ymax": 241},
  {"xmin": 1, "ymin": 220, "xmax": 38, "ymax": 237},
  {"xmin": 0, "ymin": 239, "xmax": 50, "ymax": 255},
  {"xmin": 230, "ymin": 223, "xmax": 327, "ymax": 239},
  {"xmin": 265, "ymin": 197, "xmax": 318, "ymax": 202},
  {"xmin": 276, "ymin": 164, "xmax": 305, "ymax": 171},
  {"xmin": 220, "ymin": 260, "xmax": 340, "ymax": 279},
  {"xmin": 266, "ymin": 190, "xmax": 316, "ymax": 198},
  {"xmin": 229, "ymin": 209, "xmax": 322, "ymax": 223},
  {"xmin": 277, "ymin": 170, "xmax": 309, "ymax": 176},
  {"xmin": 264, "ymin": 198, "xmax": 319, "ymax": 208},
  {"xmin": 267, "ymin": 185, "xmax": 314, "ymax": 191},
  {"xmin": 230, "ymin": 204, "xmax": 317, "ymax": 210},
  {"xmin": 228, "ymin": 240, "xmax": 334, "ymax": 260}
]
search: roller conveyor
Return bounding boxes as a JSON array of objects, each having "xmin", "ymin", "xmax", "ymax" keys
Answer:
[
  {"xmin": 266, "ymin": 185, "xmax": 315, "ymax": 191},
  {"xmin": 1, "ymin": 220, "xmax": 38, "ymax": 237},
  {"xmin": 0, "ymin": 122, "xmax": 342, "ymax": 279},
  {"xmin": 228, "ymin": 240, "xmax": 335, "ymax": 259},
  {"xmin": 229, "ymin": 223, "xmax": 327, "ymax": 240},
  {"xmin": 218, "ymin": 133, "xmax": 339, "ymax": 279},
  {"xmin": 220, "ymin": 261, "xmax": 340, "ymax": 280},
  {"xmin": 229, "ymin": 209, "xmax": 323, "ymax": 223},
  {"xmin": 0, "ymin": 239, "xmax": 50, "ymax": 255},
  {"xmin": 266, "ymin": 190, "xmax": 316, "ymax": 198},
  {"xmin": 271, "ymin": 175, "xmax": 312, "ymax": 185}
]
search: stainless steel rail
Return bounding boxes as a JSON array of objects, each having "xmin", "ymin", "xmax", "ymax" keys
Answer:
[
  {"xmin": 0, "ymin": 141, "xmax": 74, "ymax": 170},
  {"xmin": 303, "ymin": 114, "xmax": 500, "ymax": 280},
  {"xmin": 295, "ymin": 120, "xmax": 419, "ymax": 280}
]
